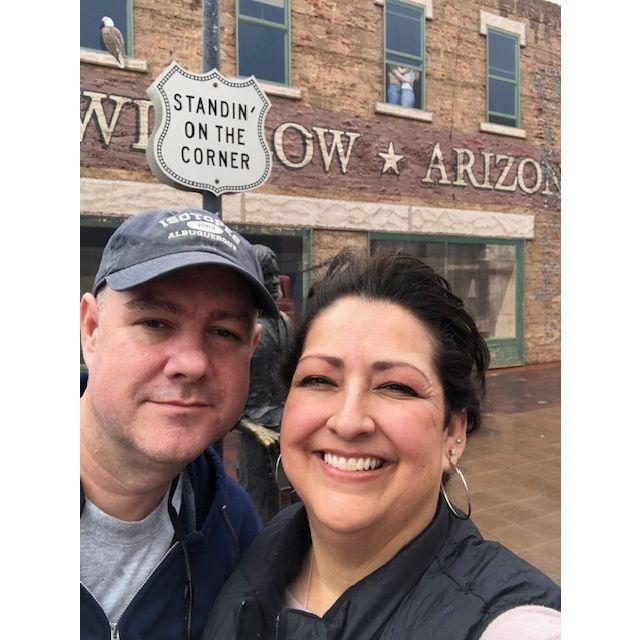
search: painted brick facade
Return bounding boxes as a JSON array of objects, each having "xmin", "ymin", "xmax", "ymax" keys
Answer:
[{"xmin": 80, "ymin": 0, "xmax": 560, "ymax": 365}]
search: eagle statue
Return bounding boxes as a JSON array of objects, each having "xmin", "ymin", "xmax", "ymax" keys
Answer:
[{"xmin": 100, "ymin": 16, "xmax": 126, "ymax": 68}]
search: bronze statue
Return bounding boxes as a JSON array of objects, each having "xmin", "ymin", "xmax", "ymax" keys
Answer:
[{"xmin": 236, "ymin": 245, "xmax": 293, "ymax": 524}]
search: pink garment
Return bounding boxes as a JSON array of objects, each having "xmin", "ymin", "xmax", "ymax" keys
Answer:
[{"xmin": 479, "ymin": 605, "xmax": 560, "ymax": 640}]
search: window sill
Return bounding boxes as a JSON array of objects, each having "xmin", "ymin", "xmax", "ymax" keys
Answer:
[
  {"xmin": 80, "ymin": 49, "xmax": 148, "ymax": 73},
  {"xmin": 374, "ymin": 102, "xmax": 433, "ymax": 122},
  {"xmin": 479, "ymin": 121, "xmax": 526, "ymax": 139},
  {"xmin": 258, "ymin": 82, "xmax": 302, "ymax": 100}
]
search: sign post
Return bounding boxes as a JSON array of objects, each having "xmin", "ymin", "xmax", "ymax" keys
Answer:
[{"xmin": 202, "ymin": 0, "xmax": 221, "ymax": 215}]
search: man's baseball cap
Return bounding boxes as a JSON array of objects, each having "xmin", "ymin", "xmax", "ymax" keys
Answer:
[{"xmin": 92, "ymin": 208, "xmax": 279, "ymax": 318}]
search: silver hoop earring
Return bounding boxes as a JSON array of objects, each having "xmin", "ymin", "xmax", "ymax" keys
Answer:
[
  {"xmin": 441, "ymin": 460, "xmax": 471, "ymax": 520},
  {"xmin": 275, "ymin": 454, "xmax": 295, "ymax": 493}
]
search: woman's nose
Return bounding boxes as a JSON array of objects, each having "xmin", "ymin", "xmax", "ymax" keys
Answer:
[{"xmin": 326, "ymin": 387, "xmax": 376, "ymax": 439}]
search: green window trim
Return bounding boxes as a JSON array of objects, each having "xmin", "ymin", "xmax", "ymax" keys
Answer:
[
  {"xmin": 236, "ymin": 0, "xmax": 291, "ymax": 86},
  {"xmin": 383, "ymin": 0, "xmax": 426, "ymax": 109},
  {"xmin": 367, "ymin": 233, "xmax": 526, "ymax": 367},
  {"xmin": 80, "ymin": 0, "xmax": 134, "ymax": 58},
  {"xmin": 486, "ymin": 26, "xmax": 520, "ymax": 128}
]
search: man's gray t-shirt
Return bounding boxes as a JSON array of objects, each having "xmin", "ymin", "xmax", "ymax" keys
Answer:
[{"xmin": 80, "ymin": 476, "xmax": 182, "ymax": 623}]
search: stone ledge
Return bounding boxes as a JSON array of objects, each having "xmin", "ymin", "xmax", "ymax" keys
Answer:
[
  {"xmin": 479, "ymin": 121, "xmax": 527, "ymax": 139},
  {"xmin": 80, "ymin": 178, "xmax": 535, "ymax": 240},
  {"xmin": 80, "ymin": 49, "xmax": 148, "ymax": 73},
  {"xmin": 80, "ymin": 178, "xmax": 242, "ymax": 222},
  {"xmin": 374, "ymin": 102, "xmax": 433, "ymax": 122},
  {"xmin": 479, "ymin": 10, "xmax": 526, "ymax": 46},
  {"xmin": 258, "ymin": 82, "xmax": 302, "ymax": 100},
  {"xmin": 411, "ymin": 205, "xmax": 534, "ymax": 239},
  {"xmin": 373, "ymin": 0, "xmax": 433, "ymax": 20}
]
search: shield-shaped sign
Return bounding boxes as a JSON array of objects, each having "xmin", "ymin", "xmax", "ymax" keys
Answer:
[{"xmin": 146, "ymin": 62, "xmax": 272, "ymax": 196}]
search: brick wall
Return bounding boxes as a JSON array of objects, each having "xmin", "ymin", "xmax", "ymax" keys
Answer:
[{"xmin": 81, "ymin": 0, "xmax": 560, "ymax": 364}]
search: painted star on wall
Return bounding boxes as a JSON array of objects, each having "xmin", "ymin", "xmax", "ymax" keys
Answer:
[{"xmin": 378, "ymin": 142, "xmax": 404, "ymax": 175}]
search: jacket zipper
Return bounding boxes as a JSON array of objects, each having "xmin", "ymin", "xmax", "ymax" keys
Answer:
[
  {"xmin": 82, "ymin": 540, "xmax": 180, "ymax": 639},
  {"xmin": 275, "ymin": 614, "xmax": 281, "ymax": 639}
]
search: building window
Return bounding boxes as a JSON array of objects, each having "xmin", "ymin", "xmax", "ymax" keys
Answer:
[
  {"xmin": 486, "ymin": 27, "xmax": 520, "ymax": 128},
  {"xmin": 80, "ymin": 0, "xmax": 131, "ymax": 55},
  {"xmin": 370, "ymin": 236, "xmax": 524, "ymax": 367},
  {"xmin": 384, "ymin": 0, "xmax": 425, "ymax": 110},
  {"xmin": 237, "ymin": 0, "xmax": 290, "ymax": 85}
]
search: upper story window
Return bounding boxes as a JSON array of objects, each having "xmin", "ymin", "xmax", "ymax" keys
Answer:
[
  {"xmin": 479, "ymin": 11, "xmax": 526, "ymax": 137},
  {"xmin": 80, "ymin": 0, "xmax": 131, "ymax": 55},
  {"xmin": 237, "ymin": 0, "xmax": 290, "ymax": 85},
  {"xmin": 486, "ymin": 27, "xmax": 520, "ymax": 128},
  {"xmin": 384, "ymin": 0, "xmax": 425, "ymax": 110}
]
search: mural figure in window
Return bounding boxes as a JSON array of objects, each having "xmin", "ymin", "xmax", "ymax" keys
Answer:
[
  {"xmin": 387, "ymin": 65, "xmax": 417, "ymax": 108},
  {"xmin": 236, "ymin": 245, "xmax": 294, "ymax": 525}
]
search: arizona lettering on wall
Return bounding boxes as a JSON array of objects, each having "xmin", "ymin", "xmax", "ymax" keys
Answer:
[{"xmin": 81, "ymin": 85, "xmax": 560, "ymax": 208}]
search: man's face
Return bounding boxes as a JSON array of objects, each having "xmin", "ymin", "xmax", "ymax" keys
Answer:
[
  {"xmin": 261, "ymin": 256, "xmax": 281, "ymax": 300},
  {"xmin": 80, "ymin": 265, "xmax": 260, "ymax": 470}
]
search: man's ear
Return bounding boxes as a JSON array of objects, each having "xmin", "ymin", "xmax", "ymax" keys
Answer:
[
  {"xmin": 441, "ymin": 410, "xmax": 468, "ymax": 471},
  {"xmin": 80, "ymin": 293, "xmax": 100, "ymax": 368}
]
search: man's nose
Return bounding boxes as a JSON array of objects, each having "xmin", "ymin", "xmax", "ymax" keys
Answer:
[
  {"xmin": 326, "ymin": 386, "xmax": 376, "ymax": 439},
  {"xmin": 163, "ymin": 331, "xmax": 211, "ymax": 382}
]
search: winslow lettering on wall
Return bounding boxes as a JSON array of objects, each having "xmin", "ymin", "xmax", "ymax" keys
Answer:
[{"xmin": 80, "ymin": 69, "xmax": 560, "ymax": 210}]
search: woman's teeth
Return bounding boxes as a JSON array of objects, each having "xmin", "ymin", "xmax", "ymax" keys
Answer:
[{"xmin": 322, "ymin": 452, "xmax": 384, "ymax": 471}]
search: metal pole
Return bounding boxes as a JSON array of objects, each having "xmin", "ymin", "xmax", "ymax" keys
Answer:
[
  {"xmin": 202, "ymin": 0, "xmax": 222, "ymax": 219},
  {"xmin": 203, "ymin": 0, "xmax": 224, "ymax": 461}
]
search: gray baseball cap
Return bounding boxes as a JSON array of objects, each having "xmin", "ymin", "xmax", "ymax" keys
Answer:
[{"xmin": 92, "ymin": 208, "xmax": 279, "ymax": 318}]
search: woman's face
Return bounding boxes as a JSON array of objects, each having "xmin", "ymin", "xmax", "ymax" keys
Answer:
[{"xmin": 281, "ymin": 296, "xmax": 466, "ymax": 540}]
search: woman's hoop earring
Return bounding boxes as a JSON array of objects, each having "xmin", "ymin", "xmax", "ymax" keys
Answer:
[
  {"xmin": 441, "ymin": 460, "xmax": 471, "ymax": 520},
  {"xmin": 275, "ymin": 454, "xmax": 295, "ymax": 494}
]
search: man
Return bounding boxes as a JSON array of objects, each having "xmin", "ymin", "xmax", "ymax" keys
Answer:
[
  {"xmin": 80, "ymin": 208, "xmax": 278, "ymax": 640},
  {"xmin": 237, "ymin": 245, "xmax": 293, "ymax": 524}
]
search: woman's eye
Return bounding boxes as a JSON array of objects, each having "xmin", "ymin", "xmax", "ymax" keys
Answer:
[
  {"xmin": 298, "ymin": 375, "xmax": 336, "ymax": 388},
  {"xmin": 380, "ymin": 383, "xmax": 418, "ymax": 397}
]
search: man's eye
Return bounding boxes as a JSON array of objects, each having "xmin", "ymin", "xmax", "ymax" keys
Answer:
[
  {"xmin": 380, "ymin": 383, "xmax": 418, "ymax": 397},
  {"xmin": 208, "ymin": 327, "xmax": 241, "ymax": 341},
  {"xmin": 139, "ymin": 319, "xmax": 171, "ymax": 330}
]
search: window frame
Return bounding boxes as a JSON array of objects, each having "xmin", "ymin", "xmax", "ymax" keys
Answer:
[
  {"xmin": 383, "ymin": 0, "xmax": 426, "ymax": 110},
  {"xmin": 236, "ymin": 0, "xmax": 291, "ymax": 86},
  {"xmin": 486, "ymin": 26, "xmax": 521, "ymax": 129},
  {"xmin": 368, "ymin": 232, "xmax": 526, "ymax": 367},
  {"xmin": 80, "ymin": 0, "xmax": 134, "ymax": 57}
]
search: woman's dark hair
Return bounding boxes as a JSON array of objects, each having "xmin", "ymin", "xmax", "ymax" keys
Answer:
[{"xmin": 282, "ymin": 250, "xmax": 490, "ymax": 433}]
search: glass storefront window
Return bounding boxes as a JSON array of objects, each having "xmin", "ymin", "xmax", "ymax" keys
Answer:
[
  {"xmin": 447, "ymin": 242, "xmax": 517, "ymax": 340},
  {"xmin": 370, "ymin": 236, "xmax": 523, "ymax": 365},
  {"xmin": 236, "ymin": 229, "xmax": 307, "ymax": 324}
]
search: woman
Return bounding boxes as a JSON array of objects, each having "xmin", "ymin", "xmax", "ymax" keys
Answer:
[{"xmin": 204, "ymin": 251, "xmax": 560, "ymax": 639}]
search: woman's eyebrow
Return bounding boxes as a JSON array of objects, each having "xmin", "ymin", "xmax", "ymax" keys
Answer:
[
  {"xmin": 298, "ymin": 354, "xmax": 343, "ymax": 369},
  {"xmin": 373, "ymin": 361, "xmax": 432, "ymax": 385}
]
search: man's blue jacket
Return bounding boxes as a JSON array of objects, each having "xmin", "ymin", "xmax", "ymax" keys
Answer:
[{"xmin": 80, "ymin": 448, "xmax": 261, "ymax": 639}]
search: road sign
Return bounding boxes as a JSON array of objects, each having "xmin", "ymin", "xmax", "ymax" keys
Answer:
[{"xmin": 147, "ymin": 62, "xmax": 272, "ymax": 196}]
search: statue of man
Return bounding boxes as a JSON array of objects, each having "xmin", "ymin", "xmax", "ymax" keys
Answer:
[{"xmin": 237, "ymin": 245, "xmax": 293, "ymax": 524}]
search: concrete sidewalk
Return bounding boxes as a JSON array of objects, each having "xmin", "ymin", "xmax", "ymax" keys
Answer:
[
  {"xmin": 449, "ymin": 362, "xmax": 561, "ymax": 583},
  {"xmin": 223, "ymin": 362, "xmax": 561, "ymax": 584}
]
